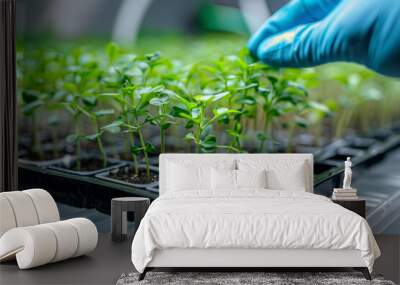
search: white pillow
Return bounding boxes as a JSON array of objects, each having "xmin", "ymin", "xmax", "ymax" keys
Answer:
[
  {"xmin": 237, "ymin": 159, "xmax": 307, "ymax": 191},
  {"xmin": 167, "ymin": 160, "xmax": 235, "ymax": 192},
  {"xmin": 211, "ymin": 168, "xmax": 236, "ymax": 190},
  {"xmin": 236, "ymin": 169, "xmax": 267, "ymax": 189},
  {"xmin": 167, "ymin": 163, "xmax": 210, "ymax": 191},
  {"xmin": 211, "ymin": 169, "xmax": 267, "ymax": 191}
]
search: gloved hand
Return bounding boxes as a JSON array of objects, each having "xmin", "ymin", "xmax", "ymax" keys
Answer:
[{"xmin": 248, "ymin": 0, "xmax": 400, "ymax": 77}]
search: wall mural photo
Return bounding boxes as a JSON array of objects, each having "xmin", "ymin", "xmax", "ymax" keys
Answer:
[{"xmin": 16, "ymin": 0, "xmax": 400, "ymax": 235}]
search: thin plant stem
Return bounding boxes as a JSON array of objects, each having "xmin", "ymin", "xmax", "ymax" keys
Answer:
[
  {"xmin": 75, "ymin": 116, "xmax": 81, "ymax": 170},
  {"xmin": 195, "ymin": 126, "xmax": 201, "ymax": 153},
  {"xmin": 123, "ymin": 107, "xmax": 139, "ymax": 173},
  {"xmin": 137, "ymin": 127, "xmax": 151, "ymax": 181},
  {"xmin": 95, "ymin": 118, "xmax": 107, "ymax": 168},
  {"xmin": 160, "ymin": 105, "xmax": 166, "ymax": 153},
  {"xmin": 128, "ymin": 132, "xmax": 139, "ymax": 175}
]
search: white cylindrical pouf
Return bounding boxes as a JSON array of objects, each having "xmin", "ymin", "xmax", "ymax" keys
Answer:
[
  {"xmin": 0, "ymin": 226, "xmax": 57, "ymax": 269},
  {"xmin": 0, "ymin": 196, "xmax": 17, "ymax": 237},
  {"xmin": 1, "ymin": 192, "xmax": 39, "ymax": 227},
  {"xmin": 24, "ymin": 189, "xmax": 60, "ymax": 223},
  {"xmin": 67, "ymin": 218, "xmax": 98, "ymax": 257},
  {"xmin": 42, "ymin": 221, "xmax": 79, "ymax": 262}
]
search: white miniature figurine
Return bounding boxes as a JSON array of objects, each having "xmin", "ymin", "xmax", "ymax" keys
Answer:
[{"xmin": 343, "ymin": 157, "xmax": 352, "ymax": 189}]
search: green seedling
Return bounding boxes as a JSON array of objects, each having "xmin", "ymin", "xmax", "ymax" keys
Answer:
[
  {"xmin": 171, "ymin": 91, "xmax": 240, "ymax": 153},
  {"xmin": 63, "ymin": 48, "xmax": 104, "ymax": 170},
  {"xmin": 149, "ymin": 88, "xmax": 176, "ymax": 153},
  {"xmin": 18, "ymin": 38, "xmax": 400, "ymax": 164},
  {"xmin": 102, "ymin": 85, "xmax": 159, "ymax": 181},
  {"xmin": 20, "ymin": 91, "xmax": 45, "ymax": 159}
]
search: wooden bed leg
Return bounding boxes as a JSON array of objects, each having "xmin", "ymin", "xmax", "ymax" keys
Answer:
[
  {"xmin": 354, "ymin": 267, "xmax": 372, "ymax": 280},
  {"xmin": 138, "ymin": 268, "xmax": 148, "ymax": 281}
]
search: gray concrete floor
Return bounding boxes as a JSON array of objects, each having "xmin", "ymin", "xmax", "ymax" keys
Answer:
[
  {"xmin": 0, "ymin": 234, "xmax": 133, "ymax": 285},
  {"xmin": 1, "ymin": 234, "xmax": 399, "ymax": 285}
]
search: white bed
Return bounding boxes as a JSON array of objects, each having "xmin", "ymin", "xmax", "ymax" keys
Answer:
[{"xmin": 131, "ymin": 154, "xmax": 380, "ymax": 280}]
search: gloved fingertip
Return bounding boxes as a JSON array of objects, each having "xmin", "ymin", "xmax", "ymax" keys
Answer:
[
  {"xmin": 256, "ymin": 27, "xmax": 304, "ymax": 65},
  {"xmin": 257, "ymin": 44, "xmax": 281, "ymax": 65},
  {"xmin": 247, "ymin": 36, "xmax": 260, "ymax": 57},
  {"xmin": 256, "ymin": 37, "xmax": 288, "ymax": 64}
]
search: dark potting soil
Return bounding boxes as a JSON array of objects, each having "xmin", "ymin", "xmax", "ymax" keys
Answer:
[
  {"xmin": 59, "ymin": 158, "xmax": 116, "ymax": 172},
  {"xmin": 108, "ymin": 168, "xmax": 158, "ymax": 184}
]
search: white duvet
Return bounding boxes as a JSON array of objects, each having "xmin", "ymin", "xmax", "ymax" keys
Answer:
[{"xmin": 131, "ymin": 190, "xmax": 380, "ymax": 273}]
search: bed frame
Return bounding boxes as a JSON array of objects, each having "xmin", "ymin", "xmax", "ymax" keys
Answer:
[
  {"xmin": 139, "ymin": 249, "xmax": 370, "ymax": 280},
  {"xmin": 138, "ymin": 154, "xmax": 371, "ymax": 281}
]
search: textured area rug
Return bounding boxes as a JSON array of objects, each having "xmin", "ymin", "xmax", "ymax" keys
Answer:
[{"xmin": 116, "ymin": 272, "xmax": 395, "ymax": 285}]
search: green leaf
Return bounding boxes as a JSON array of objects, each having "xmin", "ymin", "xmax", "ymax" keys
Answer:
[
  {"xmin": 104, "ymin": 126, "xmax": 121, "ymax": 134},
  {"xmin": 63, "ymin": 83, "xmax": 77, "ymax": 93},
  {"xmin": 151, "ymin": 85, "xmax": 164, "ymax": 93},
  {"xmin": 150, "ymin": 95, "xmax": 169, "ymax": 106},
  {"xmin": 205, "ymin": 108, "xmax": 240, "ymax": 129},
  {"xmin": 294, "ymin": 117, "xmax": 308, "ymax": 129},
  {"xmin": 256, "ymin": 132, "xmax": 267, "ymax": 141},
  {"xmin": 213, "ymin": 107, "xmax": 229, "ymax": 116},
  {"xmin": 46, "ymin": 102, "xmax": 65, "ymax": 110},
  {"xmin": 227, "ymin": 129, "xmax": 241, "ymax": 138},
  {"xmin": 269, "ymin": 108, "xmax": 282, "ymax": 117},
  {"xmin": 145, "ymin": 142, "xmax": 156, "ymax": 154},
  {"xmin": 308, "ymin": 101, "xmax": 331, "ymax": 114},
  {"xmin": 106, "ymin": 42, "xmax": 120, "ymax": 63},
  {"xmin": 161, "ymin": 122, "xmax": 171, "ymax": 130},
  {"xmin": 22, "ymin": 91, "xmax": 39, "ymax": 104},
  {"xmin": 170, "ymin": 93, "xmax": 195, "ymax": 109},
  {"xmin": 131, "ymin": 146, "xmax": 141, "ymax": 155},
  {"xmin": 161, "ymin": 89, "xmax": 177, "ymax": 97},
  {"xmin": 102, "ymin": 120, "xmax": 123, "ymax": 133},
  {"xmin": 185, "ymin": 120, "xmax": 194, "ymax": 129},
  {"xmin": 234, "ymin": 122, "xmax": 242, "ymax": 133},
  {"xmin": 184, "ymin": 132, "xmax": 196, "ymax": 142},
  {"xmin": 236, "ymin": 83, "xmax": 258, "ymax": 91},
  {"xmin": 83, "ymin": 133, "xmax": 102, "ymax": 141},
  {"xmin": 201, "ymin": 135, "xmax": 217, "ymax": 151},
  {"xmin": 215, "ymin": 108, "xmax": 240, "ymax": 117},
  {"xmin": 170, "ymin": 106, "xmax": 192, "ymax": 120},
  {"xmin": 21, "ymin": 100, "xmax": 44, "ymax": 115},
  {"xmin": 136, "ymin": 87, "xmax": 153, "ymax": 96},
  {"xmin": 145, "ymin": 51, "xmax": 161, "ymax": 62},
  {"xmin": 75, "ymin": 104, "xmax": 93, "ymax": 118},
  {"xmin": 194, "ymin": 91, "xmax": 229, "ymax": 103},
  {"xmin": 82, "ymin": 96, "xmax": 97, "ymax": 107},
  {"xmin": 235, "ymin": 96, "xmax": 256, "ymax": 105},
  {"xmin": 191, "ymin": 108, "xmax": 200, "ymax": 119},
  {"xmin": 66, "ymin": 134, "xmax": 80, "ymax": 143},
  {"xmin": 94, "ymin": 109, "xmax": 114, "ymax": 117}
]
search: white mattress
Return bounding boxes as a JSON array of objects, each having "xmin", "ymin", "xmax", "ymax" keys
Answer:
[{"xmin": 131, "ymin": 190, "xmax": 380, "ymax": 273}]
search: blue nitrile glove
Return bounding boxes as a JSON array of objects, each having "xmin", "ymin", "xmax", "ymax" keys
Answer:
[{"xmin": 248, "ymin": 0, "xmax": 400, "ymax": 77}]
